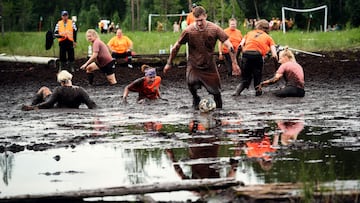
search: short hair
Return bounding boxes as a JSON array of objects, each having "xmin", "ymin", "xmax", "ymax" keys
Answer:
[
  {"xmin": 279, "ymin": 46, "xmax": 296, "ymax": 62},
  {"xmin": 57, "ymin": 70, "xmax": 73, "ymax": 83},
  {"xmin": 255, "ymin": 19, "xmax": 270, "ymax": 33},
  {"xmin": 86, "ymin": 29, "xmax": 99, "ymax": 39},
  {"xmin": 229, "ymin": 18, "xmax": 237, "ymax": 23},
  {"xmin": 193, "ymin": 6, "xmax": 206, "ymax": 18}
]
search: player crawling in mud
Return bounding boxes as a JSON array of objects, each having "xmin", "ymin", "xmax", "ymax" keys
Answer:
[
  {"xmin": 122, "ymin": 64, "xmax": 161, "ymax": 104},
  {"xmin": 257, "ymin": 47, "xmax": 305, "ymax": 97},
  {"xmin": 163, "ymin": 6, "xmax": 240, "ymax": 110},
  {"xmin": 21, "ymin": 70, "xmax": 97, "ymax": 111}
]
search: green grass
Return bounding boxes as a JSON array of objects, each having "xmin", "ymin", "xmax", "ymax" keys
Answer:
[{"xmin": 0, "ymin": 28, "xmax": 359, "ymax": 58}]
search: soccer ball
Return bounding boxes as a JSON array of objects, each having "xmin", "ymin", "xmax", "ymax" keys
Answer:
[{"xmin": 199, "ymin": 98, "xmax": 216, "ymax": 113}]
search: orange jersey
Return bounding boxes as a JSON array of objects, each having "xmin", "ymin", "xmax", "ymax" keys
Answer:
[
  {"xmin": 107, "ymin": 36, "xmax": 132, "ymax": 54},
  {"xmin": 186, "ymin": 12, "xmax": 195, "ymax": 25},
  {"xmin": 128, "ymin": 76, "xmax": 161, "ymax": 100},
  {"xmin": 57, "ymin": 20, "xmax": 74, "ymax": 42},
  {"xmin": 242, "ymin": 29, "xmax": 275, "ymax": 57},
  {"xmin": 222, "ymin": 28, "xmax": 242, "ymax": 54},
  {"xmin": 245, "ymin": 136, "xmax": 276, "ymax": 161}
]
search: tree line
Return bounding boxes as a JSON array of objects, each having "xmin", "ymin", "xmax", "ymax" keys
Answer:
[{"xmin": 0, "ymin": 0, "xmax": 359, "ymax": 33}]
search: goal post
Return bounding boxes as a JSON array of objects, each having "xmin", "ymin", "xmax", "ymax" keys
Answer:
[
  {"xmin": 281, "ymin": 5, "xmax": 328, "ymax": 33},
  {"xmin": 148, "ymin": 13, "xmax": 189, "ymax": 32}
]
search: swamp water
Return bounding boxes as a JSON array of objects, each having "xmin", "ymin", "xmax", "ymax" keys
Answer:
[{"xmin": 0, "ymin": 81, "xmax": 360, "ymax": 201}]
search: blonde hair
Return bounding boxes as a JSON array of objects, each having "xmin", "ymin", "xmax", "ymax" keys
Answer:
[
  {"xmin": 141, "ymin": 64, "xmax": 152, "ymax": 73},
  {"xmin": 279, "ymin": 46, "xmax": 296, "ymax": 62},
  {"xmin": 86, "ymin": 29, "xmax": 99, "ymax": 40},
  {"xmin": 255, "ymin": 19, "xmax": 269, "ymax": 33},
  {"xmin": 57, "ymin": 70, "xmax": 73, "ymax": 83}
]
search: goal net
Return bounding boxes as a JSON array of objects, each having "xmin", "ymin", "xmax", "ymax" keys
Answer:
[{"xmin": 281, "ymin": 5, "xmax": 328, "ymax": 33}]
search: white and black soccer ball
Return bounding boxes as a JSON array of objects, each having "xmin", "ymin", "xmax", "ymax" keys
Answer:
[{"xmin": 199, "ymin": 98, "xmax": 216, "ymax": 113}]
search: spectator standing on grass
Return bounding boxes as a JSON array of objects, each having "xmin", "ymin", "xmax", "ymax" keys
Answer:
[
  {"xmin": 21, "ymin": 70, "xmax": 96, "ymax": 111},
  {"xmin": 181, "ymin": 19, "xmax": 187, "ymax": 31},
  {"xmin": 218, "ymin": 18, "xmax": 243, "ymax": 76},
  {"xmin": 164, "ymin": 6, "xmax": 240, "ymax": 110},
  {"xmin": 107, "ymin": 28, "xmax": 134, "ymax": 69},
  {"xmin": 186, "ymin": 3, "xmax": 197, "ymax": 25},
  {"xmin": 233, "ymin": 19, "xmax": 278, "ymax": 97},
  {"xmin": 173, "ymin": 21, "xmax": 180, "ymax": 32},
  {"xmin": 257, "ymin": 47, "xmax": 305, "ymax": 97},
  {"xmin": 122, "ymin": 65, "xmax": 161, "ymax": 104},
  {"xmin": 80, "ymin": 29, "xmax": 117, "ymax": 85},
  {"xmin": 54, "ymin": 10, "xmax": 77, "ymax": 72}
]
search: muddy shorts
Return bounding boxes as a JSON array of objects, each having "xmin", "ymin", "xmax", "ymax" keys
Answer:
[
  {"xmin": 97, "ymin": 60, "xmax": 115, "ymax": 75},
  {"xmin": 186, "ymin": 66, "xmax": 221, "ymax": 95}
]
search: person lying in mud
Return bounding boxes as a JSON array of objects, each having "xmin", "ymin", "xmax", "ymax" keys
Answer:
[
  {"xmin": 257, "ymin": 47, "xmax": 305, "ymax": 97},
  {"xmin": 122, "ymin": 64, "xmax": 161, "ymax": 104},
  {"xmin": 21, "ymin": 70, "xmax": 97, "ymax": 111},
  {"xmin": 163, "ymin": 6, "xmax": 240, "ymax": 110}
]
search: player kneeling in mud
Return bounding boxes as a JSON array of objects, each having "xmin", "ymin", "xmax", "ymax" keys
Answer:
[
  {"xmin": 122, "ymin": 64, "xmax": 162, "ymax": 104},
  {"xmin": 21, "ymin": 70, "xmax": 97, "ymax": 111},
  {"xmin": 257, "ymin": 47, "xmax": 305, "ymax": 97}
]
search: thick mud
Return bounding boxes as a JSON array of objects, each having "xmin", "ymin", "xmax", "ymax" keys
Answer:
[{"xmin": 0, "ymin": 50, "xmax": 360, "ymax": 201}]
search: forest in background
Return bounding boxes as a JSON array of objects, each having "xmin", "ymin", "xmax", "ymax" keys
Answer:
[{"xmin": 0, "ymin": 0, "xmax": 359, "ymax": 33}]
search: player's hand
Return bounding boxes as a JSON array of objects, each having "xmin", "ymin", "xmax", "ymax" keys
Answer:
[
  {"xmin": 218, "ymin": 54, "xmax": 224, "ymax": 61},
  {"xmin": 21, "ymin": 105, "xmax": 35, "ymax": 111},
  {"xmin": 232, "ymin": 63, "xmax": 241, "ymax": 76},
  {"xmin": 163, "ymin": 64, "xmax": 171, "ymax": 74},
  {"xmin": 122, "ymin": 96, "xmax": 128, "ymax": 105}
]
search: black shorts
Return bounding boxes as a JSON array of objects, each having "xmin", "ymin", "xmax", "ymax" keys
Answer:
[{"xmin": 97, "ymin": 60, "xmax": 115, "ymax": 75}]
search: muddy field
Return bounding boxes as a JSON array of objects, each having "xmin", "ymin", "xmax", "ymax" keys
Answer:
[{"xmin": 0, "ymin": 50, "xmax": 360, "ymax": 202}]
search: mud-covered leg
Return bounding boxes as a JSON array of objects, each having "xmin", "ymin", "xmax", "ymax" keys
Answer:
[
  {"xmin": 213, "ymin": 93, "xmax": 223, "ymax": 108},
  {"xmin": 188, "ymin": 84, "xmax": 200, "ymax": 110}
]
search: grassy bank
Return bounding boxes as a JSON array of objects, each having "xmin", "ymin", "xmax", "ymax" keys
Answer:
[{"xmin": 0, "ymin": 28, "xmax": 359, "ymax": 58}]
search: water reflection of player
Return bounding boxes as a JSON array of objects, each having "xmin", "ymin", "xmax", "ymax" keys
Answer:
[
  {"xmin": 275, "ymin": 119, "xmax": 304, "ymax": 146},
  {"xmin": 240, "ymin": 119, "xmax": 304, "ymax": 171},
  {"xmin": 166, "ymin": 116, "xmax": 236, "ymax": 180},
  {"xmin": 143, "ymin": 121, "xmax": 162, "ymax": 132},
  {"xmin": 242, "ymin": 129, "xmax": 277, "ymax": 171},
  {"xmin": 91, "ymin": 117, "xmax": 109, "ymax": 136}
]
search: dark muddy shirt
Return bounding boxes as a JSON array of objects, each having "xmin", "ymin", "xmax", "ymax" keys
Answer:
[
  {"xmin": 178, "ymin": 21, "xmax": 228, "ymax": 70},
  {"xmin": 177, "ymin": 21, "xmax": 228, "ymax": 94},
  {"xmin": 36, "ymin": 86, "xmax": 96, "ymax": 109}
]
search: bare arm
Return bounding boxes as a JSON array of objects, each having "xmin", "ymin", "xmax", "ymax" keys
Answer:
[
  {"xmin": 260, "ymin": 73, "xmax": 282, "ymax": 87},
  {"xmin": 80, "ymin": 50, "xmax": 98, "ymax": 70},
  {"xmin": 218, "ymin": 41, "xmax": 224, "ymax": 60},
  {"xmin": 223, "ymin": 39, "xmax": 241, "ymax": 76},
  {"xmin": 163, "ymin": 41, "xmax": 182, "ymax": 73},
  {"xmin": 122, "ymin": 85, "xmax": 130, "ymax": 103}
]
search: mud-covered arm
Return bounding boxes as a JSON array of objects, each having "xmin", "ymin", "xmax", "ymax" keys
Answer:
[
  {"xmin": 165, "ymin": 149, "xmax": 188, "ymax": 179},
  {"xmin": 223, "ymin": 39, "xmax": 241, "ymax": 76},
  {"xmin": 37, "ymin": 89, "xmax": 59, "ymax": 109},
  {"xmin": 261, "ymin": 73, "xmax": 282, "ymax": 87},
  {"xmin": 79, "ymin": 87, "xmax": 96, "ymax": 109},
  {"xmin": 163, "ymin": 41, "xmax": 182, "ymax": 73}
]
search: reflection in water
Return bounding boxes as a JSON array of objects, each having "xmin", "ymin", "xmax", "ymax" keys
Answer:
[
  {"xmin": 167, "ymin": 114, "xmax": 236, "ymax": 180},
  {"xmin": 276, "ymin": 119, "xmax": 304, "ymax": 146},
  {"xmin": 2, "ymin": 112, "xmax": 360, "ymax": 201},
  {"xmin": 0, "ymin": 152, "xmax": 14, "ymax": 185}
]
